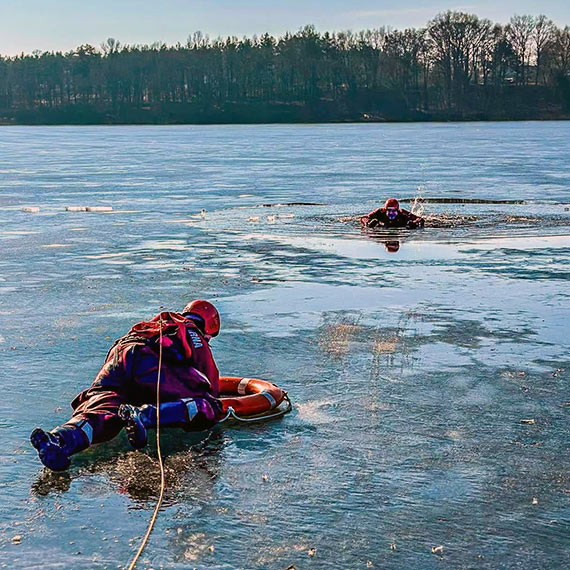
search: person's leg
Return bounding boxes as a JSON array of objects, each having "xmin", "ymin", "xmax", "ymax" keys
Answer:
[
  {"xmin": 30, "ymin": 422, "xmax": 91, "ymax": 471},
  {"xmin": 30, "ymin": 392, "xmax": 124, "ymax": 471},
  {"xmin": 119, "ymin": 396, "xmax": 222, "ymax": 450}
]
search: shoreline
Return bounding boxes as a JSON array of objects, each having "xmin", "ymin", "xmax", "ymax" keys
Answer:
[{"xmin": 2, "ymin": 115, "xmax": 570, "ymax": 126}]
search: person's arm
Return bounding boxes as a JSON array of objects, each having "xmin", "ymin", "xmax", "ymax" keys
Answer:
[
  {"xmin": 192, "ymin": 344, "xmax": 220, "ymax": 397},
  {"xmin": 401, "ymin": 209, "xmax": 425, "ymax": 228},
  {"xmin": 180, "ymin": 323, "xmax": 221, "ymax": 397},
  {"xmin": 364, "ymin": 207, "xmax": 385, "ymax": 228}
]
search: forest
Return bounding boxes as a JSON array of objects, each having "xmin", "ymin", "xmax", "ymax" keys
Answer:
[{"xmin": 1, "ymin": 11, "xmax": 570, "ymax": 124}]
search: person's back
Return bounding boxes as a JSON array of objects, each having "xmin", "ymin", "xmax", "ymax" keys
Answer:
[{"xmin": 75, "ymin": 310, "xmax": 220, "ymax": 407}]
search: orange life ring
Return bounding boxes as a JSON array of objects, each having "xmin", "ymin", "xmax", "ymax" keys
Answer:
[{"xmin": 219, "ymin": 376, "xmax": 286, "ymax": 416}]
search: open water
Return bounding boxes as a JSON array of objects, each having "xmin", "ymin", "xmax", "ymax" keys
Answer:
[{"xmin": 0, "ymin": 122, "xmax": 569, "ymax": 569}]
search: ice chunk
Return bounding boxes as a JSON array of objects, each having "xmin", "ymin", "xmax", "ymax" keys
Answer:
[{"xmin": 86, "ymin": 206, "xmax": 113, "ymax": 212}]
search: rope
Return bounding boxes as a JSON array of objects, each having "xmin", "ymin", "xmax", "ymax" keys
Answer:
[
  {"xmin": 126, "ymin": 319, "xmax": 166, "ymax": 570},
  {"xmin": 124, "ymin": 321, "xmax": 292, "ymax": 568},
  {"xmin": 218, "ymin": 393, "xmax": 293, "ymax": 424}
]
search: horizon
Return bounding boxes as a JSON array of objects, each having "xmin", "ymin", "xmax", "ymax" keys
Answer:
[{"xmin": 1, "ymin": 0, "xmax": 570, "ymax": 57}]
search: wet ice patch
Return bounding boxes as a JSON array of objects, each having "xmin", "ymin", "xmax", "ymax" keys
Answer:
[
  {"xmin": 459, "ymin": 235, "xmax": 570, "ymax": 252},
  {"xmin": 84, "ymin": 274, "xmax": 122, "ymax": 280},
  {"xmin": 318, "ymin": 322, "xmax": 364, "ymax": 358},
  {"xmin": 295, "ymin": 400, "xmax": 337, "ymax": 424},
  {"xmin": 138, "ymin": 239, "xmax": 188, "ymax": 251},
  {"xmin": 374, "ymin": 339, "xmax": 399, "ymax": 354},
  {"xmin": 181, "ymin": 532, "xmax": 214, "ymax": 562},
  {"xmin": 85, "ymin": 252, "xmax": 130, "ymax": 260}
]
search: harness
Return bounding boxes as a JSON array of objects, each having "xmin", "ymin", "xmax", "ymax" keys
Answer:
[{"xmin": 106, "ymin": 312, "xmax": 198, "ymax": 366}]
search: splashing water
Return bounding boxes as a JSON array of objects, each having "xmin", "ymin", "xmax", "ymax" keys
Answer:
[{"xmin": 410, "ymin": 187, "xmax": 426, "ymax": 217}]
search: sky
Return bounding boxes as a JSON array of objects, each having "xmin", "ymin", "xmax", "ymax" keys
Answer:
[{"xmin": 1, "ymin": 0, "xmax": 569, "ymax": 56}]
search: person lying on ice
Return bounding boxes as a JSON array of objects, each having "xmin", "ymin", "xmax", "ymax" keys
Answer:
[
  {"xmin": 30, "ymin": 300, "xmax": 224, "ymax": 471},
  {"xmin": 361, "ymin": 198, "xmax": 425, "ymax": 229}
]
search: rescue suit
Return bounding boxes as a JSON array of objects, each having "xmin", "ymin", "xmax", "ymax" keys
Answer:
[
  {"xmin": 361, "ymin": 207, "xmax": 424, "ymax": 229},
  {"xmin": 31, "ymin": 311, "xmax": 222, "ymax": 471}
]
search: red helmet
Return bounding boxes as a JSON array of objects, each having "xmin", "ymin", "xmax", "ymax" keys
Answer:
[
  {"xmin": 182, "ymin": 299, "xmax": 220, "ymax": 337},
  {"xmin": 384, "ymin": 198, "xmax": 400, "ymax": 210}
]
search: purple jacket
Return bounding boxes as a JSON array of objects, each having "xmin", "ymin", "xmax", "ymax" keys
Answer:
[{"xmin": 71, "ymin": 312, "xmax": 220, "ymax": 413}]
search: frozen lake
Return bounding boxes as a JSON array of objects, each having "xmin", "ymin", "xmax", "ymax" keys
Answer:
[{"xmin": 0, "ymin": 122, "xmax": 569, "ymax": 569}]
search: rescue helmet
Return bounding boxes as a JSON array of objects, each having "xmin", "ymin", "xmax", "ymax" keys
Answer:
[
  {"xmin": 384, "ymin": 198, "xmax": 400, "ymax": 210},
  {"xmin": 182, "ymin": 299, "xmax": 221, "ymax": 337}
]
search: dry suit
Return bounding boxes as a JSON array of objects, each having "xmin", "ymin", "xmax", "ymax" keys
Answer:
[
  {"xmin": 31, "ymin": 311, "xmax": 222, "ymax": 470},
  {"xmin": 361, "ymin": 207, "xmax": 425, "ymax": 229}
]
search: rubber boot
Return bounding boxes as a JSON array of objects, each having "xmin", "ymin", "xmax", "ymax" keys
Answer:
[
  {"xmin": 30, "ymin": 424, "xmax": 90, "ymax": 472},
  {"xmin": 118, "ymin": 404, "xmax": 152, "ymax": 450}
]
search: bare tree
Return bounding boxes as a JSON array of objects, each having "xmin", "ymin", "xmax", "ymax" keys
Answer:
[
  {"xmin": 551, "ymin": 26, "xmax": 570, "ymax": 76},
  {"xmin": 534, "ymin": 15, "xmax": 556, "ymax": 84},
  {"xmin": 428, "ymin": 11, "xmax": 489, "ymax": 109},
  {"xmin": 507, "ymin": 15, "xmax": 535, "ymax": 85},
  {"xmin": 100, "ymin": 38, "xmax": 121, "ymax": 56}
]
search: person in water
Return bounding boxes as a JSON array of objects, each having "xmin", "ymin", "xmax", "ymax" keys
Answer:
[
  {"xmin": 30, "ymin": 300, "xmax": 223, "ymax": 471},
  {"xmin": 361, "ymin": 198, "xmax": 425, "ymax": 229}
]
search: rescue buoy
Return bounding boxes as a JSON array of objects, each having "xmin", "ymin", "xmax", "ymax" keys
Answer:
[{"xmin": 219, "ymin": 376, "xmax": 287, "ymax": 417}]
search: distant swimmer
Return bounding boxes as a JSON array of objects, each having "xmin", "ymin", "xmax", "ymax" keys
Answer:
[
  {"xmin": 30, "ymin": 300, "xmax": 223, "ymax": 471},
  {"xmin": 361, "ymin": 198, "xmax": 425, "ymax": 229}
]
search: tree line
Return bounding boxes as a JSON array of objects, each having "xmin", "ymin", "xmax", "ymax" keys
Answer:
[{"xmin": 1, "ymin": 11, "xmax": 570, "ymax": 124}]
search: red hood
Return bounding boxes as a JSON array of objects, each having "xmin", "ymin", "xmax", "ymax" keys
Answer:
[{"xmin": 129, "ymin": 311, "xmax": 196, "ymax": 360}]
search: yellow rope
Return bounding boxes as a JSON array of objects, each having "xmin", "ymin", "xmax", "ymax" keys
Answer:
[{"xmin": 127, "ymin": 319, "xmax": 166, "ymax": 570}]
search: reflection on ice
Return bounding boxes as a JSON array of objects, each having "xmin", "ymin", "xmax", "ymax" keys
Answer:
[
  {"xmin": 138, "ymin": 240, "xmax": 189, "ymax": 251},
  {"xmin": 85, "ymin": 252, "xmax": 131, "ymax": 259},
  {"xmin": 239, "ymin": 231, "xmax": 570, "ymax": 262},
  {"xmin": 458, "ymin": 234, "xmax": 570, "ymax": 251},
  {"xmin": 84, "ymin": 274, "xmax": 123, "ymax": 280}
]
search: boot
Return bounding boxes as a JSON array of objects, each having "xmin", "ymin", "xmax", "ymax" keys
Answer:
[
  {"xmin": 118, "ymin": 404, "xmax": 152, "ymax": 449},
  {"xmin": 119, "ymin": 398, "xmax": 220, "ymax": 450},
  {"xmin": 30, "ymin": 424, "xmax": 90, "ymax": 472}
]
